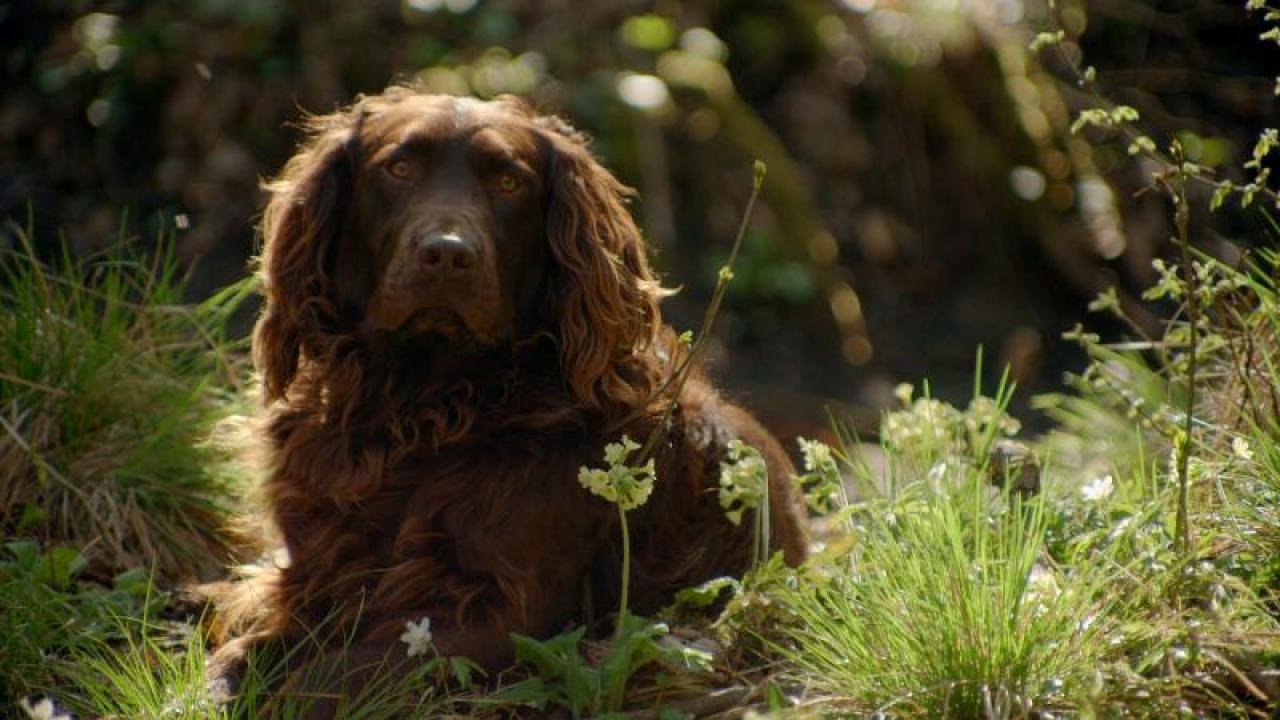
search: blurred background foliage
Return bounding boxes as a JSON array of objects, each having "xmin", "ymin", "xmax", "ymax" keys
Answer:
[{"xmin": 1, "ymin": 0, "xmax": 1276, "ymax": 435}]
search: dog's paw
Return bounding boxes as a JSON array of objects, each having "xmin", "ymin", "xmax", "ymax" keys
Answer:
[{"xmin": 204, "ymin": 634, "xmax": 259, "ymax": 706}]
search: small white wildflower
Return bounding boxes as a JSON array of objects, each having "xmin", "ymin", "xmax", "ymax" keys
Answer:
[
  {"xmin": 19, "ymin": 698, "xmax": 69, "ymax": 720},
  {"xmin": 1081, "ymin": 474, "xmax": 1114, "ymax": 502},
  {"xmin": 1232, "ymin": 436, "xmax": 1254, "ymax": 462},
  {"xmin": 1025, "ymin": 564, "xmax": 1061, "ymax": 603},
  {"xmin": 400, "ymin": 616, "xmax": 433, "ymax": 657}
]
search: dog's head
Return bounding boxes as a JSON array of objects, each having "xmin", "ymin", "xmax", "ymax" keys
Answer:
[{"xmin": 255, "ymin": 89, "xmax": 665, "ymax": 409}]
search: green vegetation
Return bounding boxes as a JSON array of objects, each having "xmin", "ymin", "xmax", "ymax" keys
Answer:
[
  {"xmin": 0, "ymin": 230, "xmax": 255, "ymax": 581},
  {"xmin": 0, "ymin": 231, "xmax": 255, "ymax": 711},
  {"xmin": 10, "ymin": 207, "xmax": 1279, "ymax": 719}
]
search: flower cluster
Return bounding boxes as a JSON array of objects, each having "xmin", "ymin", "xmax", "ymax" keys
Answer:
[
  {"xmin": 718, "ymin": 439, "xmax": 768, "ymax": 526},
  {"xmin": 880, "ymin": 392, "xmax": 963, "ymax": 456},
  {"xmin": 965, "ymin": 396, "xmax": 1022, "ymax": 437},
  {"xmin": 578, "ymin": 435, "xmax": 656, "ymax": 511},
  {"xmin": 881, "ymin": 384, "xmax": 1021, "ymax": 459},
  {"xmin": 797, "ymin": 437, "xmax": 842, "ymax": 513}
]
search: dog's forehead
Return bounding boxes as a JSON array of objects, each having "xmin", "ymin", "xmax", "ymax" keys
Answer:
[{"xmin": 365, "ymin": 95, "xmax": 539, "ymax": 154}]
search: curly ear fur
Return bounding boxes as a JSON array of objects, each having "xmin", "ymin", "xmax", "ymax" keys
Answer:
[
  {"xmin": 253, "ymin": 110, "xmax": 363, "ymax": 402},
  {"xmin": 540, "ymin": 125, "xmax": 666, "ymax": 411}
]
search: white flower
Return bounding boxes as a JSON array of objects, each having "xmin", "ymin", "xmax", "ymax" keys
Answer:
[
  {"xmin": 1024, "ymin": 564, "xmax": 1061, "ymax": 603},
  {"xmin": 1232, "ymin": 437, "xmax": 1254, "ymax": 462},
  {"xmin": 1081, "ymin": 474, "xmax": 1114, "ymax": 502},
  {"xmin": 19, "ymin": 698, "xmax": 70, "ymax": 720},
  {"xmin": 400, "ymin": 616, "xmax": 433, "ymax": 657}
]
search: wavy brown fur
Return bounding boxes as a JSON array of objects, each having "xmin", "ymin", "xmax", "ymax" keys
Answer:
[{"xmin": 210, "ymin": 88, "xmax": 806, "ymax": 715}]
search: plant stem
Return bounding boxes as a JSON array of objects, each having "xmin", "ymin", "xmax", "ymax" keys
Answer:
[
  {"xmin": 615, "ymin": 503, "xmax": 631, "ymax": 645},
  {"xmin": 607, "ymin": 503, "xmax": 632, "ymax": 712},
  {"xmin": 1171, "ymin": 173, "xmax": 1197, "ymax": 557}
]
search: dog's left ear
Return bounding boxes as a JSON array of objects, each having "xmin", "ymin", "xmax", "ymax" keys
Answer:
[{"xmin": 538, "ymin": 119, "xmax": 665, "ymax": 410}]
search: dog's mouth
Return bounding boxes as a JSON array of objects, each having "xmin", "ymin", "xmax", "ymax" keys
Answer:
[
  {"xmin": 391, "ymin": 307, "xmax": 506, "ymax": 351},
  {"xmin": 406, "ymin": 307, "xmax": 468, "ymax": 337}
]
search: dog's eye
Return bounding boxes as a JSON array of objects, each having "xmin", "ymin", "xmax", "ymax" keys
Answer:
[
  {"xmin": 494, "ymin": 173, "xmax": 522, "ymax": 194},
  {"xmin": 386, "ymin": 159, "xmax": 412, "ymax": 180}
]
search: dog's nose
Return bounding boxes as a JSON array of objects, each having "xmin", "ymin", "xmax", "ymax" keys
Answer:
[{"xmin": 418, "ymin": 232, "xmax": 479, "ymax": 274}]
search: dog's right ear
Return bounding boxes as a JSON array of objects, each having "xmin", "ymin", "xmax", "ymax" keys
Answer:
[{"xmin": 253, "ymin": 109, "xmax": 364, "ymax": 403}]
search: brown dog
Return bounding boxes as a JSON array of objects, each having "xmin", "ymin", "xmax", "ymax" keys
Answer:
[{"xmin": 211, "ymin": 87, "xmax": 806, "ymax": 712}]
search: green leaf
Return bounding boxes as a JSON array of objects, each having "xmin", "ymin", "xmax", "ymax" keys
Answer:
[
  {"xmin": 1210, "ymin": 181, "xmax": 1234, "ymax": 211},
  {"xmin": 600, "ymin": 616, "xmax": 667, "ymax": 709},
  {"xmin": 111, "ymin": 568, "xmax": 151, "ymax": 597},
  {"xmin": 34, "ymin": 546, "xmax": 87, "ymax": 589},
  {"xmin": 449, "ymin": 656, "xmax": 483, "ymax": 689},
  {"xmin": 512, "ymin": 627, "xmax": 587, "ymax": 679},
  {"xmin": 672, "ymin": 576, "xmax": 741, "ymax": 609},
  {"xmin": 510, "ymin": 628, "xmax": 599, "ymax": 716},
  {"xmin": 766, "ymin": 680, "xmax": 789, "ymax": 710},
  {"xmin": 16, "ymin": 504, "xmax": 47, "ymax": 534},
  {"xmin": 3, "ymin": 540, "xmax": 41, "ymax": 571}
]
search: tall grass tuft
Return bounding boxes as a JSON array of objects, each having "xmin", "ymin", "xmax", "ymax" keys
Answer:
[
  {"xmin": 0, "ymin": 226, "xmax": 256, "ymax": 580},
  {"xmin": 775, "ymin": 472, "xmax": 1121, "ymax": 718}
]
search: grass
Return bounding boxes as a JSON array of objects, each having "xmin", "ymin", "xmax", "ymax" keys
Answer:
[
  {"xmin": 0, "ymin": 227, "xmax": 255, "ymax": 710},
  {"xmin": 0, "ymin": 226, "xmax": 256, "ymax": 581},
  {"xmin": 70, "ymin": 618, "xmax": 461, "ymax": 720},
  {"xmin": 773, "ymin": 477, "xmax": 1121, "ymax": 717}
]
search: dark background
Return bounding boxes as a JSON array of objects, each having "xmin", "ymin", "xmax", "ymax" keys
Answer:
[{"xmin": 2, "ymin": 0, "xmax": 1276, "ymax": 437}]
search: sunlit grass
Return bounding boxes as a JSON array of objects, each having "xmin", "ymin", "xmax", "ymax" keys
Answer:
[{"xmin": 0, "ymin": 227, "xmax": 256, "ymax": 581}]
